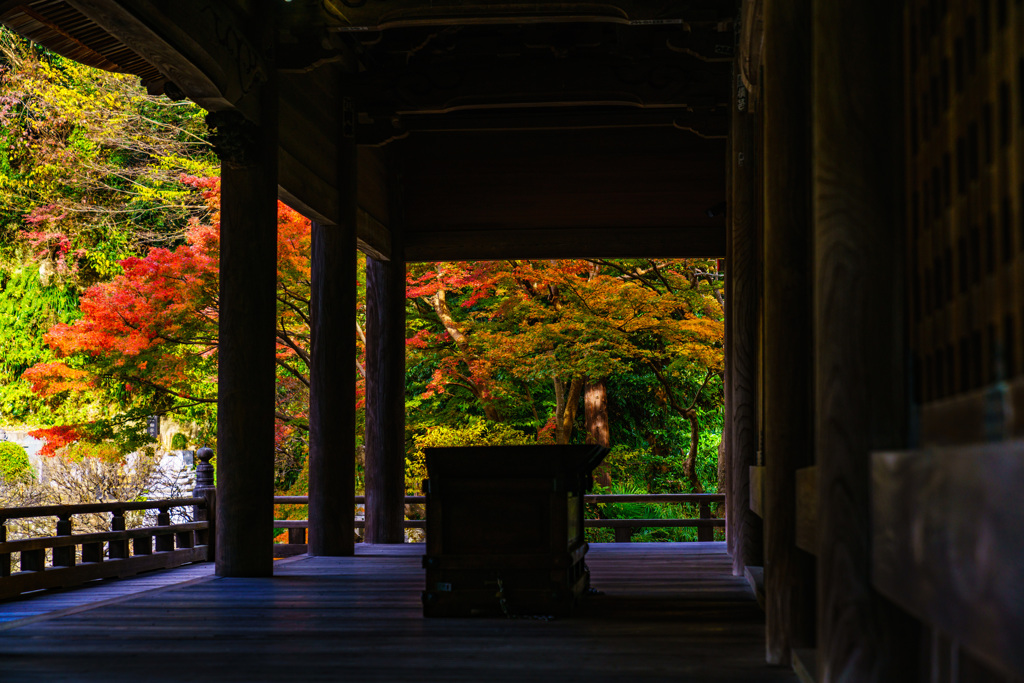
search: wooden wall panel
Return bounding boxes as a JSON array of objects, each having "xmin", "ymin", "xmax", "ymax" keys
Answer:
[
  {"xmin": 872, "ymin": 443, "xmax": 1024, "ymax": 681},
  {"xmin": 907, "ymin": 0, "xmax": 1024, "ymax": 436}
]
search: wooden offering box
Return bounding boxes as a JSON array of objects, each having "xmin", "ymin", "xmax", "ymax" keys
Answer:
[{"xmin": 421, "ymin": 444, "xmax": 608, "ymax": 617}]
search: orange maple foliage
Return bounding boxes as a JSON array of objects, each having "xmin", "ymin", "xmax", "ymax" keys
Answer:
[{"xmin": 24, "ymin": 176, "xmax": 325, "ymax": 466}]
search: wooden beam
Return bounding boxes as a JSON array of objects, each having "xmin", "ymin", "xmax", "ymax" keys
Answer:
[
  {"xmin": 369, "ymin": 108, "xmax": 729, "ymax": 142},
  {"xmin": 357, "ymin": 48, "xmax": 729, "ymax": 115},
  {"xmin": 310, "ymin": 0, "xmax": 734, "ymax": 30},
  {"xmin": 812, "ymin": 0, "xmax": 918, "ymax": 678},
  {"xmin": 277, "ymin": 67, "xmax": 391, "ymax": 260},
  {"xmin": 278, "ymin": 149, "xmax": 392, "ymax": 261},
  {"xmin": 212, "ymin": 104, "xmax": 278, "ymax": 574},
  {"xmin": 761, "ymin": 0, "xmax": 815, "ymax": 665},
  {"xmin": 66, "ymin": 0, "xmax": 265, "ymax": 115},
  {"xmin": 728, "ymin": 60, "xmax": 763, "ymax": 578},
  {"xmin": 404, "ymin": 226, "xmax": 725, "ymax": 262},
  {"xmin": 873, "ymin": 444, "xmax": 1024, "ymax": 681},
  {"xmin": 402, "ymin": 129, "xmax": 726, "ymax": 238}
]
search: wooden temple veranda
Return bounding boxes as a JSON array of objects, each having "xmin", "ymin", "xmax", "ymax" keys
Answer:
[{"xmin": 0, "ymin": 1, "xmax": 1022, "ymax": 682}]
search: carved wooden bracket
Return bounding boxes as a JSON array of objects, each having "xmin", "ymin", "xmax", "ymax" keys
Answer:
[{"xmin": 206, "ymin": 110, "xmax": 261, "ymax": 168}]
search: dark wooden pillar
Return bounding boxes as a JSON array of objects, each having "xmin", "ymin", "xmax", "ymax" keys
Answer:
[
  {"xmin": 729, "ymin": 66, "xmax": 763, "ymax": 577},
  {"xmin": 210, "ymin": 92, "xmax": 279, "ymax": 576},
  {"xmin": 308, "ymin": 96, "xmax": 358, "ymax": 556},
  {"xmin": 812, "ymin": 0, "xmax": 917, "ymax": 679},
  {"xmin": 762, "ymin": 0, "xmax": 816, "ymax": 665},
  {"xmin": 364, "ymin": 246, "xmax": 407, "ymax": 544},
  {"xmin": 723, "ymin": 133, "xmax": 734, "ymax": 557}
]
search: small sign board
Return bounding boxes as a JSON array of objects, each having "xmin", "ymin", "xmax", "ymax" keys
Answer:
[{"xmin": 147, "ymin": 415, "xmax": 160, "ymax": 439}]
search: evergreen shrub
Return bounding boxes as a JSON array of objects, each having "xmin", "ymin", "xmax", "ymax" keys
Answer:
[{"xmin": 0, "ymin": 441, "xmax": 33, "ymax": 481}]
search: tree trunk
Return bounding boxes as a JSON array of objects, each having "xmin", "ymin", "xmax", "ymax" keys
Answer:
[
  {"xmin": 680, "ymin": 409, "xmax": 705, "ymax": 493},
  {"xmin": 427, "ymin": 286, "xmax": 500, "ymax": 421},
  {"xmin": 553, "ymin": 376, "xmax": 583, "ymax": 444},
  {"xmin": 585, "ymin": 378, "xmax": 612, "ymax": 487}
]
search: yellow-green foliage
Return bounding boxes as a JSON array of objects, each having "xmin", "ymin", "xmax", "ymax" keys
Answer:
[
  {"xmin": 602, "ymin": 445, "xmax": 649, "ymax": 483},
  {"xmin": 0, "ymin": 441, "xmax": 32, "ymax": 481},
  {"xmin": 406, "ymin": 422, "xmax": 534, "ymax": 494}
]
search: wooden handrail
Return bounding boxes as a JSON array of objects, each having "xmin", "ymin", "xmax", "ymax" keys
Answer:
[
  {"xmin": 0, "ymin": 497, "xmax": 205, "ymax": 521},
  {"xmin": 586, "ymin": 493, "xmax": 724, "ymax": 503},
  {"xmin": 274, "ymin": 495, "xmax": 427, "ymax": 505},
  {"xmin": 585, "ymin": 518, "xmax": 723, "ymax": 528},
  {"xmin": 273, "ymin": 494, "xmax": 723, "ymax": 505},
  {"xmin": 272, "ymin": 492, "xmax": 726, "ymax": 553}
]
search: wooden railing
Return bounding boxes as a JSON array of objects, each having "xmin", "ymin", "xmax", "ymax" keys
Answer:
[
  {"xmin": 0, "ymin": 494, "xmax": 214, "ymax": 600},
  {"xmin": 273, "ymin": 493, "xmax": 725, "ymax": 555},
  {"xmin": 585, "ymin": 493, "xmax": 725, "ymax": 542}
]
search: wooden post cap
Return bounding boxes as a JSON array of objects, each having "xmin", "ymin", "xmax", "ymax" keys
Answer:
[{"xmin": 194, "ymin": 447, "xmax": 215, "ymax": 498}]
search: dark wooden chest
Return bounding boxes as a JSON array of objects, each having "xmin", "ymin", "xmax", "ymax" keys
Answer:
[{"xmin": 421, "ymin": 444, "xmax": 608, "ymax": 617}]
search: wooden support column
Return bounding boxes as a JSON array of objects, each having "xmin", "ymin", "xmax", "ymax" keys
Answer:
[
  {"xmin": 308, "ymin": 98, "xmax": 358, "ymax": 556},
  {"xmin": 729, "ymin": 64, "xmax": 763, "ymax": 577},
  {"xmin": 364, "ymin": 245, "xmax": 406, "ymax": 544},
  {"xmin": 723, "ymin": 133, "xmax": 735, "ymax": 558},
  {"xmin": 812, "ymin": 0, "xmax": 918, "ymax": 679},
  {"xmin": 762, "ymin": 0, "xmax": 816, "ymax": 666},
  {"xmin": 211, "ymin": 90, "xmax": 279, "ymax": 577}
]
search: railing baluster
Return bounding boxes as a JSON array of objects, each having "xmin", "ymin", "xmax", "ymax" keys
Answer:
[
  {"xmin": 155, "ymin": 507, "xmax": 174, "ymax": 552},
  {"xmin": 193, "ymin": 447, "xmax": 215, "ymax": 552},
  {"xmin": 288, "ymin": 527, "xmax": 306, "ymax": 545},
  {"xmin": 133, "ymin": 532, "xmax": 153, "ymax": 556},
  {"xmin": 0, "ymin": 519, "xmax": 9, "ymax": 578},
  {"xmin": 53, "ymin": 514, "xmax": 74, "ymax": 567},
  {"xmin": 82, "ymin": 538, "xmax": 104, "ymax": 563},
  {"xmin": 697, "ymin": 501, "xmax": 713, "ymax": 542},
  {"xmin": 109, "ymin": 508, "xmax": 127, "ymax": 559},
  {"xmin": 21, "ymin": 547, "xmax": 45, "ymax": 572},
  {"xmin": 175, "ymin": 525, "xmax": 195, "ymax": 550}
]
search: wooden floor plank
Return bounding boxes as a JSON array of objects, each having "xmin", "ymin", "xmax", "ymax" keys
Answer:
[
  {"xmin": 0, "ymin": 543, "xmax": 795, "ymax": 682},
  {"xmin": 0, "ymin": 561, "xmax": 216, "ymax": 628}
]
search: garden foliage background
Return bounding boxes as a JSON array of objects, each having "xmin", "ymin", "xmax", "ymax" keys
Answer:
[{"xmin": 0, "ymin": 30, "xmax": 726, "ymax": 541}]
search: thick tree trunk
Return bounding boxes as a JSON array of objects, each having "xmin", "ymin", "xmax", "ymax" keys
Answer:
[
  {"xmin": 680, "ymin": 409, "xmax": 705, "ymax": 494},
  {"xmin": 554, "ymin": 376, "xmax": 584, "ymax": 444},
  {"xmin": 585, "ymin": 378, "xmax": 612, "ymax": 487}
]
